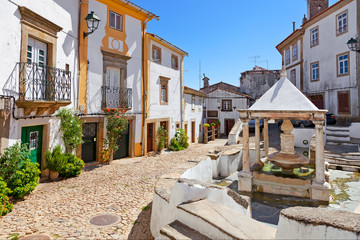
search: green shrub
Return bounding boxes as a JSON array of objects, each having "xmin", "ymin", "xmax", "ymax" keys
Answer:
[
  {"xmin": 156, "ymin": 126, "xmax": 168, "ymax": 152},
  {"xmin": 59, "ymin": 154, "xmax": 84, "ymax": 178},
  {"xmin": 8, "ymin": 159, "xmax": 40, "ymax": 199},
  {"xmin": 0, "ymin": 177, "xmax": 13, "ymax": 216},
  {"xmin": 210, "ymin": 123, "xmax": 216, "ymax": 127},
  {"xmin": 203, "ymin": 123, "xmax": 210, "ymax": 128},
  {"xmin": 45, "ymin": 145, "xmax": 67, "ymax": 172},
  {"xmin": 0, "ymin": 142, "xmax": 40, "ymax": 199},
  {"xmin": 168, "ymin": 129, "xmax": 189, "ymax": 151}
]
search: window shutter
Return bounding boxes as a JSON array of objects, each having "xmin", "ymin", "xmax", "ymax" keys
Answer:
[{"xmin": 338, "ymin": 92, "xmax": 350, "ymax": 114}]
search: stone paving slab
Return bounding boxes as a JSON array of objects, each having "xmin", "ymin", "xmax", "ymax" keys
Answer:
[{"xmin": 0, "ymin": 139, "xmax": 230, "ymax": 240}]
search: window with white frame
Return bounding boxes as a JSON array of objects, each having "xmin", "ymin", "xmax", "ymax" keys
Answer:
[
  {"xmin": 285, "ymin": 49, "xmax": 290, "ymax": 64},
  {"xmin": 171, "ymin": 54, "xmax": 178, "ymax": 70},
  {"xmin": 152, "ymin": 45, "xmax": 161, "ymax": 63},
  {"xmin": 160, "ymin": 77, "xmax": 169, "ymax": 104},
  {"xmin": 337, "ymin": 11, "xmax": 347, "ymax": 35},
  {"xmin": 290, "ymin": 69, "xmax": 296, "ymax": 85},
  {"xmin": 311, "ymin": 62, "xmax": 319, "ymax": 81},
  {"xmin": 311, "ymin": 27, "xmax": 319, "ymax": 46},
  {"xmin": 222, "ymin": 100, "xmax": 232, "ymax": 111},
  {"xmin": 109, "ymin": 11, "xmax": 123, "ymax": 31},
  {"xmin": 337, "ymin": 52, "xmax": 349, "ymax": 76},
  {"xmin": 292, "ymin": 44, "xmax": 298, "ymax": 60}
]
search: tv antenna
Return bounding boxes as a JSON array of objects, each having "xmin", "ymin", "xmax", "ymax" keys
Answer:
[
  {"xmin": 250, "ymin": 56, "xmax": 260, "ymax": 67},
  {"xmin": 258, "ymin": 60, "xmax": 269, "ymax": 69},
  {"xmin": 199, "ymin": 60, "xmax": 201, "ymax": 90}
]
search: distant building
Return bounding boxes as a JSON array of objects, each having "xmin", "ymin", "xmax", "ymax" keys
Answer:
[
  {"xmin": 240, "ymin": 66, "xmax": 281, "ymax": 105},
  {"xmin": 184, "ymin": 86, "xmax": 206, "ymax": 143},
  {"xmin": 200, "ymin": 76, "xmax": 250, "ymax": 136},
  {"xmin": 276, "ymin": 0, "xmax": 360, "ymax": 122}
]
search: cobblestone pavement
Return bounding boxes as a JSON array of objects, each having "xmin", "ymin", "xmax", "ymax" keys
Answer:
[{"xmin": 0, "ymin": 139, "xmax": 230, "ymax": 240}]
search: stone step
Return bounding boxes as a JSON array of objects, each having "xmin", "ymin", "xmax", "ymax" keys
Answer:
[
  {"xmin": 326, "ymin": 126, "xmax": 350, "ymax": 131},
  {"xmin": 326, "ymin": 131, "xmax": 350, "ymax": 137},
  {"xmin": 158, "ymin": 220, "xmax": 212, "ymax": 240},
  {"xmin": 325, "ymin": 156, "xmax": 360, "ymax": 167},
  {"xmin": 177, "ymin": 199, "xmax": 276, "ymax": 240},
  {"xmin": 325, "ymin": 153, "xmax": 360, "ymax": 161},
  {"xmin": 326, "ymin": 135, "xmax": 351, "ymax": 142},
  {"xmin": 326, "ymin": 140, "xmax": 359, "ymax": 147},
  {"xmin": 328, "ymin": 164, "xmax": 360, "ymax": 173}
]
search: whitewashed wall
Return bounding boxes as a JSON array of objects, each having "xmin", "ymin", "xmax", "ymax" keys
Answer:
[
  {"xmin": 87, "ymin": 0, "xmax": 143, "ymax": 143},
  {"xmin": 303, "ymin": 0, "xmax": 358, "ymax": 118},
  {"xmin": 283, "ymin": 39, "xmax": 302, "ymax": 90},
  {"xmin": 205, "ymin": 89, "xmax": 248, "ymax": 134},
  {"xmin": 148, "ymin": 39, "xmax": 182, "ymax": 139},
  {"xmin": 1, "ymin": 0, "xmax": 79, "ymax": 148},
  {"xmin": 184, "ymin": 93, "xmax": 203, "ymax": 142}
]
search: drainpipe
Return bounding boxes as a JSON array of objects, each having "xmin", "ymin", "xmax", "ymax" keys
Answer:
[
  {"xmin": 180, "ymin": 56, "xmax": 184, "ymax": 128},
  {"xmin": 141, "ymin": 16, "xmax": 151, "ymax": 155},
  {"xmin": 77, "ymin": 0, "xmax": 82, "ymax": 112}
]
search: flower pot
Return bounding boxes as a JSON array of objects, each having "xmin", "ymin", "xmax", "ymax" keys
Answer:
[
  {"xmin": 49, "ymin": 171, "xmax": 59, "ymax": 181},
  {"xmin": 41, "ymin": 168, "xmax": 50, "ymax": 178}
]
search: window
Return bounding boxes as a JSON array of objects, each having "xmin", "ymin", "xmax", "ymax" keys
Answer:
[
  {"xmin": 290, "ymin": 69, "xmax": 296, "ymax": 85},
  {"xmin": 198, "ymin": 97, "xmax": 202, "ymax": 112},
  {"xmin": 338, "ymin": 91, "xmax": 350, "ymax": 114},
  {"xmin": 285, "ymin": 49, "xmax": 290, "ymax": 65},
  {"xmin": 309, "ymin": 95, "xmax": 324, "ymax": 109},
  {"xmin": 191, "ymin": 95, "xmax": 195, "ymax": 111},
  {"xmin": 311, "ymin": 62, "xmax": 319, "ymax": 81},
  {"xmin": 292, "ymin": 44, "xmax": 298, "ymax": 60},
  {"xmin": 337, "ymin": 52, "xmax": 349, "ymax": 76},
  {"xmin": 160, "ymin": 77, "xmax": 169, "ymax": 104},
  {"xmin": 29, "ymin": 131, "xmax": 39, "ymax": 150},
  {"xmin": 311, "ymin": 27, "xmax": 319, "ymax": 46},
  {"xmin": 337, "ymin": 10, "xmax": 348, "ymax": 35},
  {"xmin": 222, "ymin": 100, "xmax": 232, "ymax": 111},
  {"xmin": 110, "ymin": 11, "xmax": 123, "ymax": 31},
  {"xmin": 171, "ymin": 54, "xmax": 178, "ymax": 70},
  {"xmin": 152, "ymin": 45, "xmax": 161, "ymax": 63},
  {"xmin": 207, "ymin": 111, "xmax": 218, "ymax": 118}
]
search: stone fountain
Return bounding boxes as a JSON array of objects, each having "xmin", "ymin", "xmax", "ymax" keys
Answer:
[{"xmin": 237, "ymin": 66, "xmax": 330, "ymax": 202}]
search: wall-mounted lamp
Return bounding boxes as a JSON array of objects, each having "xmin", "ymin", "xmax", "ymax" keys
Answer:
[
  {"xmin": 84, "ymin": 11, "xmax": 100, "ymax": 38},
  {"xmin": 347, "ymin": 38, "xmax": 360, "ymax": 53},
  {"xmin": 217, "ymin": 106, "xmax": 221, "ymax": 110},
  {"xmin": 233, "ymin": 106, "xmax": 237, "ymax": 111}
]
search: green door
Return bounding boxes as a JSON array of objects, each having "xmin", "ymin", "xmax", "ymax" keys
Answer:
[
  {"xmin": 21, "ymin": 125, "xmax": 43, "ymax": 166},
  {"xmin": 114, "ymin": 123, "xmax": 129, "ymax": 160}
]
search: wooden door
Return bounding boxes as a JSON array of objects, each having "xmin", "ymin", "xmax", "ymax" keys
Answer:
[
  {"xmin": 147, "ymin": 123, "xmax": 154, "ymax": 152},
  {"xmin": 160, "ymin": 121, "xmax": 168, "ymax": 147},
  {"xmin": 184, "ymin": 123, "xmax": 188, "ymax": 137},
  {"xmin": 191, "ymin": 121, "xmax": 195, "ymax": 143},
  {"xmin": 114, "ymin": 122, "xmax": 129, "ymax": 160},
  {"xmin": 338, "ymin": 91, "xmax": 350, "ymax": 114},
  {"xmin": 81, "ymin": 123, "xmax": 97, "ymax": 163},
  {"xmin": 309, "ymin": 95, "xmax": 324, "ymax": 109},
  {"xmin": 225, "ymin": 119, "xmax": 235, "ymax": 136},
  {"xmin": 21, "ymin": 125, "xmax": 43, "ymax": 165}
]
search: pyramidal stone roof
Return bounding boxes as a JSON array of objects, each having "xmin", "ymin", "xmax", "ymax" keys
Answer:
[{"xmin": 249, "ymin": 69, "xmax": 319, "ymax": 111}]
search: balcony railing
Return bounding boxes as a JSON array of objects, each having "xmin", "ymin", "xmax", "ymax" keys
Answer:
[
  {"xmin": 4, "ymin": 62, "xmax": 71, "ymax": 101},
  {"xmin": 101, "ymin": 86, "xmax": 132, "ymax": 109}
]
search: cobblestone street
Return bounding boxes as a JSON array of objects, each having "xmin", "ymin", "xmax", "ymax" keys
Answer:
[{"xmin": 0, "ymin": 139, "xmax": 229, "ymax": 240}]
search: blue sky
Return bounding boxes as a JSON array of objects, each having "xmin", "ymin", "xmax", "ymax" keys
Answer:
[{"xmin": 132, "ymin": 0, "xmax": 338, "ymax": 90}]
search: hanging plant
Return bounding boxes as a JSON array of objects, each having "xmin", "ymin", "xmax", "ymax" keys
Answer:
[
  {"xmin": 102, "ymin": 108, "xmax": 129, "ymax": 163},
  {"xmin": 56, "ymin": 108, "xmax": 83, "ymax": 154}
]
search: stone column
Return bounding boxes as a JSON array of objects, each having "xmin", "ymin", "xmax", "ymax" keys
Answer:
[
  {"xmin": 204, "ymin": 128, "xmax": 208, "ymax": 144},
  {"xmin": 238, "ymin": 118, "xmax": 252, "ymax": 192},
  {"xmin": 314, "ymin": 120, "xmax": 325, "ymax": 184},
  {"xmin": 255, "ymin": 119, "xmax": 261, "ymax": 163},
  {"xmin": 242, "ymin": 119, "xmax": 250, "ymax": 171},
  {"xmin": 311, "ymin": 120, "xmax": 330, "ymax": 202},
  {"xmin": 263, "ymin": 119, "xmax": 269, "ymax": 157},
  {"xmin": 211, "ymin": 127, "xmax": 215, "ymax": 141}
]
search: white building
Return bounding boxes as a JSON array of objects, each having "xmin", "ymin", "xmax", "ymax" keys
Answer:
[
  {"xmin": 277, "ymin": 0, "xmax": 360, "ymax": 123},
  {"xmin": 200, "ymin": 77, "xmax": 250, "ymax": 136},
  {"xmin": 0, "ymin": 0, "xmax": 79, "ymax": 173},
  {"xmin": 145, "ymin": 33, "xmax": 188, "ymax": 153},
  {"xmin": 184, "ymin": 86, "xmax": 206, "ymax": 143}
]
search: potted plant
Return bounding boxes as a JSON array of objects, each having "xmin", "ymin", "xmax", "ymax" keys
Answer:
[
  {"xmin": 45, "ymin": 145, "xmax": 67, "ymax": 181},
  {"xmin": 203, "ymin": 123, "xmax": 210, "ymax": 129},
  {"xmin": 211, "ymin": 123, "xmax": 216, "ymax": 129}
]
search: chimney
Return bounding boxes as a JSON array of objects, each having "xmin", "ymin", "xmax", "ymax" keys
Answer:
[
  {"xmin": 302, "ymin": 14, "xmax": 307, "ymax": 25},
  {"xmin": 293, "ymin": 22, "xmax": 296, "ymax": 32},
  {"xmin": 307, "ymin": 0, "xmax": 329, "ymax": 19},
  {"xmin": 202, "ymin": 74, "xmax": 209, "ymax": 88}
]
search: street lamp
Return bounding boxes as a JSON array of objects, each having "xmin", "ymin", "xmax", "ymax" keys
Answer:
[
  {"xmin": 83, "ymin": 11, "xmax": 100, "ymax": 38},
  {"xmin": 347, "ymin": 38, "xmax": 360, "ymax": 52}
]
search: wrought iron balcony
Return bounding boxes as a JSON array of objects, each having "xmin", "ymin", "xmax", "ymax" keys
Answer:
[
  {"xmin": 4, "ymin": 62, "xmax": 71, "ymax": 102},
  {"xmin": 101, "ymin": 86, "xmax": 132, "ymax": 109}
]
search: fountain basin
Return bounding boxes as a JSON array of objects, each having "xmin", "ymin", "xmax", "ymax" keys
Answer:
[{"xmin": 267, "ymin": 152, "xmax": 309, "ymax": 173}]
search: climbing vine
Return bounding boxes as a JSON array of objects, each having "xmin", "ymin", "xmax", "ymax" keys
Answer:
[{"xmin": 56, "ymin": 108, "xmax": 83, "ymax": 154}]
